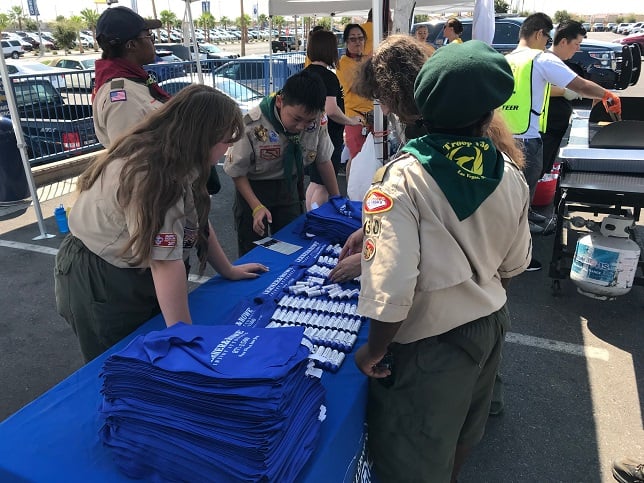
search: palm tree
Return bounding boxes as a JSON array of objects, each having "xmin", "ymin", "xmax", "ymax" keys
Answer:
[
  {"xmin": 220, "ymin": 16, "xmax": 230, "ymax": 30},
  {"xmin": 80, "ymin": 8, "xmax": 100, "ymax": 51},
  {"xmin": 198, "ymin": 12, "xmax": 215, "ymax": 42},
  {"xmin": 0, "ymin": 13, "xmax": 10, "ymax": 35},
  {"xmin": 68, "ymin": 15, "xmax": 86, "ymax": 53},
  {"xmin": 273, "ymin": 16, "xmax": 285, "ymax": 35},
  {"xmin": 9, "ymin": 6, "xmax": 26, "ymax": 31},
  {"xmin": 159, "ymin": 10, "xmax": 178, "ymax": 40},
  {"xmin": 258, "ymin": 13, "xmax": 268, "ymax": 28}
]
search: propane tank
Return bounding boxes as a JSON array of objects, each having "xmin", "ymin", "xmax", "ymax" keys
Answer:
[{"xmin": 570, "ymin": 215, "xmax": 641, "ymax": 300}]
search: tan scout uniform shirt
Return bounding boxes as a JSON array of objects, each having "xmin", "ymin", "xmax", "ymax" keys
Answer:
[
  {"xmin": 93, "ymin": 78, "xmax": 164, "ymax": 148},
  {"xmin": 358, "ymin": 153, "xmax": 531, "ymax": 344},
  {"xmin": 223, "ymin": 104, "xmax": 334, "ymax": 180},
  {"xmin": 69, "ymin": 158, "xmax": 198, "ymax": 269}
]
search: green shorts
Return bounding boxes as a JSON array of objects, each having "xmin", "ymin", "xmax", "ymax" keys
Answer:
[
  {"xmin": 367, "ymin": 305, "xmax": 510, "ymax": 483},
  {"xmin": 54, "ymin": 235, "xmax": 160, "ymax": 362}
]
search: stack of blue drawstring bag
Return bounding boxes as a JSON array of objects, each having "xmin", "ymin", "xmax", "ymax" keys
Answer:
[
  {"xmin": 301, "ymin": 196, "xmax": 363, "ymax": 243},
  {"xmin": 99, "ymin": 323, "xmax": 326, "ymax": 482}
]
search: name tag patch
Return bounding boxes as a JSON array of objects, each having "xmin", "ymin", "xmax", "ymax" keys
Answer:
[
  {"xmin": 364, "ymin": 190, "xmax": 393, "ymax": 214},
  {"xmin": 109, "ymin": 90, "xmax": 127, "ymax": 102},
  {"xmin": 154, "ymin": 233, "xmax": 177, "ymax": 248},
  {"xmin": 260, "ymin": 146, "xmax": 281, "ymax": 160}
]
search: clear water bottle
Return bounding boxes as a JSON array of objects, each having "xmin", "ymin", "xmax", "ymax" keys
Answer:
[{"xmin": 54, "ymin": 204, "xmax": 69, "ymax": 234}]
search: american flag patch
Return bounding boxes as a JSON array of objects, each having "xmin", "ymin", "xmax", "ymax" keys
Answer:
[
  {"xmin": 110, "ymin": 90, "xmax": 127, "ymax": 102},
  {"xmin": 154, "ymin": 233, "xmax": 177, "ymax": 248}
]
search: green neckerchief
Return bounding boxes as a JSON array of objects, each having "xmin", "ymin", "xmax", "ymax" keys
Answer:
[
  {"xmin": 402, "ymin": 134, "xmax": 504, "ymax": 221},
  {"xmin": 259, "ymin": 95, "xmax": 303, "ymax": 192}
]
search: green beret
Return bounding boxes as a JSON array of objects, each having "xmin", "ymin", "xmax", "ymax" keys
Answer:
[{"xmin": 414, "ymin": 40, "xmax": 514, "ymax": 129}]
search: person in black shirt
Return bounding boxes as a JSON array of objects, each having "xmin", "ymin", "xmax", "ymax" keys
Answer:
[{"xmin": 304, "ymin": 29, "xmax": 363, "ymax": 210}]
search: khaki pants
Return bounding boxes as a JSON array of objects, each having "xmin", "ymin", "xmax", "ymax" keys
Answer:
[{"xmin": 54, "ymin": 235, "xmax": 160, "ymax": 362}]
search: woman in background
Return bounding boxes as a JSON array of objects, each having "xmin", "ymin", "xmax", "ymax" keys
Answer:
[
  {"xmin": 304, "ymin": 29, "xmax": 363, "ymax": 209},
  {"xmin": 336, "ymin": 23, "xmax": 373, "ymax": 181},
  {"xmin": 443, "ymin": 17, "xmax": 464, "ymax": 44}
]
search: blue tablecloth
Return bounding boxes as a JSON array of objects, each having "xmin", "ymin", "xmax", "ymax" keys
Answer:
[{"xmin": 0, "ymin": 217, "xmax": 370, "ymax": 482}]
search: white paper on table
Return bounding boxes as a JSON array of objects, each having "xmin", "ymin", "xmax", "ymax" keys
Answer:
[{"xmin": 253, "ymin": 237, "xmax": 302, "ymax": 255}]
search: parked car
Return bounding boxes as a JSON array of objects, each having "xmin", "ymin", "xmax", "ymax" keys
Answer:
[
  {"xmin": 617, "ymin": 23, "xmax": 631, "ymax": 34},
  {"xmin": 271, "ymin": 36, "xmax": 301, "ymax": 53},
  {"xmin": 2, "ymin": 40, "xmax": 24, "ymax": 59},
  {"xmin": 159, "ymin": 74, "xmax": 263, "ymax": 113},
  {"xmin": 624, "ymin": 22, "xmax": 643, "ymax": 35},
  {"xmin": 212, "ymin": 55, "xmax": 303, "ymax": 94},
  {"xmin": 198, "ymin": 43, "xmax": 239, "ymax": 60},
  {"xmin": 48, "ymin": 56, "xmax": 98, "ymax": 91},
  {"xmin": 592, "ymin": 23, "xmax": 604, "ymax": 32},
  {"xmin": 413, "ymin": 16, "xmax": 641, "ymax": 89},
  {"xmin": 616, "ymin": 32, "xmax": 644, "ymax": 53},
  {"xmin": 606, "ymin": 23, "xmax": 617, "ymax": 32},
  {"xmin": 5, "ymin": 61, "xmax": 68, "ymax": 90},
  {"xmin": 0, "ymin": 78, "xmax": 98, "ymax": 164}
]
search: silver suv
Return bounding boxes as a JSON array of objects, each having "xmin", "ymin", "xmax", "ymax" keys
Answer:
[{"xmin": 2, "ymin": 40, "xmax": 24, "ymax": 59}]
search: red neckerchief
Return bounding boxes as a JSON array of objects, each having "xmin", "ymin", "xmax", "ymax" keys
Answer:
[
  {"xmin": 345, "ymin": 51, "xmax": 364, "ymax": 60},
  {"xmin": 93, "ymin": 58, "xmax": 171, "ymax": 103}
]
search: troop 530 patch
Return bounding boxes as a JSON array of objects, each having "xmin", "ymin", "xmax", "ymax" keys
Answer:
[
  {"xmin": 154, "ymin": 233, "xmax": 177, "ymax": 248},
  {"xmin": 364, "ymin": 190, "xmax": 393, "ymax": 214}
]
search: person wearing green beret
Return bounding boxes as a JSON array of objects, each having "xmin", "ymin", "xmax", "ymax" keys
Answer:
[{"xmin": 354, "ymin": 40, "xmax": 532, "ymax": 483}]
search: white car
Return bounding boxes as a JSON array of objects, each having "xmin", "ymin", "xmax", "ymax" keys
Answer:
[
  {"xmin": 159, "ymin": 74, "xmax": 263, "ymax": 114},
  {"xmin": 47, "ymin": 56, "xmax": 99, "ymax": 91},
  {"xmin": 5, "ymin": 60, "xmax": 68, "ymax": 90}
]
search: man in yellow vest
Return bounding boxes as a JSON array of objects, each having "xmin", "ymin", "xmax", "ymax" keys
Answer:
[{"xmin": 500, "ymin": 12, "xmax": 622, "ymax": 271}]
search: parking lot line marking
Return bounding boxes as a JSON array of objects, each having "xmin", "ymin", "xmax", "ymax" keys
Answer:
[
  {"xmin": 506, "ymin": 331, "xmax": 609, "ymax": 361},
  {"xmin": 0, "ymin": 239, "xmax": 59, "ymax": 256}
]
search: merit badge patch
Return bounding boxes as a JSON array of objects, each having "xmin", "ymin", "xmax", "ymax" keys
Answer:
[
  {"xmin": 260, "ymin": 146, "xmax": 281, "ymax": 160},
  {"xmin": 154, "ymin": 233, "xmax": 177, "ymax": 248},
  {"xmin": 364, "ymin": 190, "xmax": 393, "ymax": 214},
  {"xmin": 109, "ymin": 90, "xmax": 127, "ymax": 102},
  {"xmin": 183, "ymin": 228, "xmax": 198, "ymax": 249},
  {"xmin": 254, "ymin": 124, "xmax": 268, "ymax": 142},
  {"xmin": 268, "ymin": 130, "xmax": 279, "ymax": 143},
  {"xmin": 363, "ymin": 238, "xmax": 376, "ymax": 261}
]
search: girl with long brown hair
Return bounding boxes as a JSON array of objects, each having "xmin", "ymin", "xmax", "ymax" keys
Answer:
[{"xmin": 55, "ymin": 84, "xmax": 268, "ymax": 362}]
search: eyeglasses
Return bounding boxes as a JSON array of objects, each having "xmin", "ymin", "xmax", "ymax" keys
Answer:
[
  {"xmin": 136, "ymin": 33, "xmax": 155, "ymax": 42},
  {"xmin": 542, "ymin": 30, "xmax": 552, "ymax": 46},
  {"xmin": 348, "ymin": 36, "xmax": 365, "ymax": 43}
]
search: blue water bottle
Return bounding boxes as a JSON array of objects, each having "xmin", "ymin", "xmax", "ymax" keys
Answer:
[{"xmin": 54, "ymin": 204, "xmax": 69, "ymax": 234}]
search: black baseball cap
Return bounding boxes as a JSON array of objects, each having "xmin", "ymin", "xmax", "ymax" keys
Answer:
[{"xmin": 96, "ymin": 6, "xmax": 162, "ymax": 45}]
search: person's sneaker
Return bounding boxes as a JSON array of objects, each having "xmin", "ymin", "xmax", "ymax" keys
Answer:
[
  {"xmin": 612, "ymin": 458, "xmax": 644, "ymax": 483},
  {"xmin": 529, "ymin": 221, "xmax": 545, "ymax": 234},
  {"xmin": 528, "ymin": 209, "xmax": 548, "ymax": 223},
  {"xmin": 525, "ymin": 259, "xmax": 542, "ymax": 272}
]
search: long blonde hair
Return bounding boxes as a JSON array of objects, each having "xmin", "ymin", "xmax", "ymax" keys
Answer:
[{"xmin": 78, "ymin": 84, "xmax": 243, "ymax": 271}]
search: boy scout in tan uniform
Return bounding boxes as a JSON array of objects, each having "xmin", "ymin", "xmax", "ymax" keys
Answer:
[
  {"xmin": 224, "ymin": 71, "xmax": 339, "ymax": 255},
  {"xmin": 353, "ymin": 41, "xmax": 532, "ymax": 483}
]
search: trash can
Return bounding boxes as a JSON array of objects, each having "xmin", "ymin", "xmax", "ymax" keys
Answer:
[{"xmin": 0, "ymin": 116, "xmax": 30, "ymax": 202}]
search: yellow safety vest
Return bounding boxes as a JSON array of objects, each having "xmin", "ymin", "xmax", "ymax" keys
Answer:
[{"xmin": 500, "ymin": 48, "xmax": 551, "ymax": 135}]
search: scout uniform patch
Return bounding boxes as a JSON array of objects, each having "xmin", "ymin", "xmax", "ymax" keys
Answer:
[
  {"xmin": 363, "ymin": 238, "xmax": 376, "ymax": 261},
  {"xmin": 363, "ymin": 216, "xmax": 382, "ymax": 237},
  {"xmin": 304, "ymin": 120, "xmax": 317, "ymax": 132},
  {"xmin": 320, "ymin": 113, "xmax": 328, "ymax": 126},
  {"xmin": 109, "ymin": 90, "xmax": 127, "ymax": 102},
  {"xmin": 259, "ymin": 146, "xmax": 281, "ymax": 160},
  {"xmin": 307, "ymin": 151, "xmax": 316, "ymax": 162},
  {"xmin": 268, "ymin": 130, "xmax": 279, "ymax": 142},
  {"xmin": 254, "ymin": 124, "xmax": 268, "ymax": 142},
  {"xmin": 364, "ymin": 190, "xmax": 393, "ymax": 214},
  {"xmin": 154, "ymin": 233, "xmax": 177, "ymax": 248}
]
